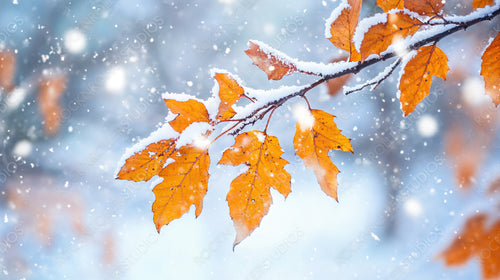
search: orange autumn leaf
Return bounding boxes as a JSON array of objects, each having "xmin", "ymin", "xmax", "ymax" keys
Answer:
[
  {"xmin": 473, "ymin": 0, "xmax": 495, "ymax": 10},
  {"xmin": 214, "ymin": 73, "xmax": 244, "ymax": 120},
  {"xmin": 116, "ymin": 139, "xmax": 176, "ymax": 181},
  {"xmin": 327, "ymin": 0, "xmax": 362, "ymax": 61},
  {"xmin": 404, "ymin": 0, "xmax": 444, "ymax": 16},
  {"xmin": 39, "ymin": 75, "xmax": 67, "ymax": 136},
  {"xmin": 164, "ymin": 99, "xmax": 210, "ymax": 132},
  {"xmin": 294, "ymin": 109, "xmax": 352, "ymax": 201},
  {"xmin": 376, "ymin": 0, "xmax": 404, "ymax": 12},
  {"xmin": 359, "ymin": 11, "xmax": 421, "ymax": 61},
  {"xmin": 440, "ymin": 214, "xmax": 487, "ymax": 266},
  {"xmin": 245, "ymin": 41, "xmax": 296, "ymax": 80},
  {"xmin": 218, "ymin": 131, "xmax": 291, "ymax": 247},
  {"xmin": 440, "ymin": 214, "xmax": 500, "ymax": 279},
  {"xmin": 487, "ymin": 176, "xmax": 500, "ymax": 195},
  {"xmin": 480, "ymin": 32, "xmax": 500, "ymax": 106},
  {"xmin": 0, "ymin": 50, "xmax": 16, "ymax": 92},
  {"xmin": 326, "ymin": 55, "xmax": 352, "ymax": 96},
  {"xmin": 153, "ymin": 145, "xmax": 210, "ymax": 232},
  {"xmin": 399, "ymin": 45, "xmax": 448, "ymax": 116}
]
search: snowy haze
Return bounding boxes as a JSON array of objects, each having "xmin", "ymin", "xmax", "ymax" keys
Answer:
[{"xmin": 0, "ymin": 0, "xmax": 499, "ymax": 280}]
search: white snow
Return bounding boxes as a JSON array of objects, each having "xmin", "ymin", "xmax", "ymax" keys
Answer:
[
  {"xmin": 292, "ymin": 103, "xmax": 314, "ymax": 130},
  {"xmin": 105, "ymin": 67, "xmax": 126, "ymax": 93},
  {"xmin": 64, "ymin": 29, "xmax": 87, "ymax": 54},
  {"xmin": 392, "ymin": 35, "xmax": 410, "ymax": 58},
  {"xmin": 6, "ymin": 87, "xmax": 28, "ymax": 110},
  {"xmin": 233, "ymin": 84, "xmax": 308, "ymax": 124},
  {"xmin": 254, "ymin": 131, "xmax": 266, "ymax": 143},
  {"xmin": 344, "ymin": 59, "xmax": 401, "ymax": 94},
  {"xmin": 324, "ymin": 0, "xmax": 350, "ymax": 39},
  {"xmin": 404, "ymin": 198, "xmax": 423, "ymax": 217},
  {"xmin": 175, "ymin": 122, "xmax": 213, "ymax": 149},
  {"xmin": 461, "ymin": 76, "xmax": 489, "ymax": 106},
  {"xmin": 417, "ymin": 115, "xmax": 438, "ymax": 138},
  {"xmin": 353, "ymin": 12, "xmax": 387, "ymax": 51},
  {"xmin": 248, "ymin": 40, "xmax": 358, "ymax": 76},
  {"xmin": 370, "ymin": 232, "xmax": 381, "ymax": 241},
  {"xmin": 12, "ymin": 139, "xmax": 32, "ymax": 157}
]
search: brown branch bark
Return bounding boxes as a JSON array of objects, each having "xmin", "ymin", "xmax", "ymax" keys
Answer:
[{"xmin": 230, "ymin": 6, "xmax": 500, "ymax": 135}]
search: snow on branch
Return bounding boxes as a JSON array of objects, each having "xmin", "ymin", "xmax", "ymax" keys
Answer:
[
  {"xmin": 344, "ymin": 59, "xmax": 402, "ymax": 95},
  {"xmin": 229, "ymin": 3, "xmax": 500, "ymax": 133}
]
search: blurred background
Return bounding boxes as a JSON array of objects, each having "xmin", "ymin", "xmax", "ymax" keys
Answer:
[{"xmin": 0, "ymin": 0, "xmax": 499, "ymax": 279}]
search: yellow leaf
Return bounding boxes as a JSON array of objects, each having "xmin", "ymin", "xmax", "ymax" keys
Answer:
[
  {"xmin": 116, "ymin": 139, "xmax": 176, "ymax": 181},
  {"xmin": 404, "ymin": 0, "xmax": 444, "ymax": 16},
  {"xmin": 359, "ymin": 11, "xmax": 421, "ymax": 61},
  {"xmin": 376, "ymin": 0, "xmax": 404, "ymax": 12},
  {"xmin": 218, "ymin": 131, "xmax": 291, "ymax": 247},
  {"xmin": 399, "ymin": 45, "xmax": 449, "ymax": 116},
  {"xmin": 440, "ymin": 214, "xmax": 500, "ymax": 279},
  {"xmin": 38, "ymin": 75, "xmax": 67, "ymax": 136},
  {"xmin": 473, "ymin": 0, "xmax": 494, "ymax": 10},
  {"xmin": 293, "ymin": 109, "xmax": 352, "ymax": 201},
  {"xmin": 245, "ymin": 41, "xmax": 296, "ymax": 80},
  {"xmin": 153, "ymin": 145, "xmax": 210, "ymax": 232},
  {"xmin": 214, "ymin": 73, "xmax": 244, "ymax": 121},
  {"xmin": 327, "ymin": 0, "xmax": 363, "ymax": 61},
  {"xmin": 480, "ymin": 32, "xmax": 500, "ymax": 106},
  {"xmin": 0, "ymin": 50, "xmax": 15, "ymax": 92},
  {"xmin": 164, "ymin": 99, "xmax": 210, "ymax": 132}
]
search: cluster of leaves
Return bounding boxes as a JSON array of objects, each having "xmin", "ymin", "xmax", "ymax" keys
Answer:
[
  {"xmin": 117, "ymin": 71, "xmax": 353, "ymax": 246},
  {"xmin": 439, "ymin": 175, "xmax": 500, "ymax": 279},
  {"xmin": 117, "ymin": 0, "xmax": 500, "ymax": 248},
  {"xmin": 0, "ymin": 49, "xmax": 66, "ymax": 136}
]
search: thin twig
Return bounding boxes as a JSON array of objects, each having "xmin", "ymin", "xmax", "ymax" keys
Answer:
[
  {"xmin": 229, "ymin": 5, "xmax": 500, "ymax": 136},
  {"xmin": 344, "ymin": 58, "xmax": 402, "ymax": 95}
]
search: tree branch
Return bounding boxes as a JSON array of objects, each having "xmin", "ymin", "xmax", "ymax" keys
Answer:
[{"xmin": 229, "ymin": 5, "xmax": 500, "ymax": 135}]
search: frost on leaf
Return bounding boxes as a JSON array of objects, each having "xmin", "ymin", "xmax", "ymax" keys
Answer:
[
  {"xmin": 294, "ymin": 109, "xmax": 353, "ymax": 201},
  {"xmin": 245, "ymin": 41, "xmax": 297, "ymax": 80},
  {"xmin": 440, "ymin": 214, "xmax": 500, "ymax": 279},
  {"xmin": 116, "ymin": 139, "xmax": 176, "ymax": 182},
  {"xmin": 399, "ymin": 45, "xmax": 448, "ymax": 116},
  {"xmin": 480, "ymin": 32, "xmax": 500, "ymax": 106},
  {"xmin": 164, "ymin": 98, "xmax": 210, "ymax": 132},
  {"xmin": 218, "ymin": 131, "xmax": 291, "ymax": 247},
  {"xmin": 153, "ymin": 144, "xmax": 210, "ymax": 232},
  {"xmin": 0, "ymin": 50, "xmax": 16, "ymax": 92},
  {"xmin": 359, "ymin": 11, "xmax": 421, "ymax": 60},
  {"xmin": 214, "ymin": 72, "xmax": 244, "ymax": 120},
  {"xmin": 404, "ymin": 0, "xmax": 444, "ymax": 16},
  {"xmin": 376, "ymin": 0, "xmax": 403, "ymax": 12},
  {"xmin": 473, "ymin": 0, "xmax": 495, "ymax": 10},
  {"xmin": 327, "ymin": 0, "xmax": 363, "ymax": 61},
  {"xmin": 39, "ymin": 75, "xmax": 67, "ymax": 136}
]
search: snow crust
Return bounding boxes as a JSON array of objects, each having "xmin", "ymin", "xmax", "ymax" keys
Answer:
[
  {"xmin": 176, "ymin": 122, "xmax": 212, "ymax": 148},
  {"xmin": 248, "ymin": 40, "xmax": 358, "ymax": 76},
  {"xmin": 396, "ymin": 50, "xmax": 418, "ymax": 100},
  {"xmin": 344, "ymin": 59, "xmax": 401, "ymax": 94},
  {"xmin": 324, "ymin": 0, "xmax": 350, "ymax": 39},
  {"xmin": 353, "ymin": 12, "xmax": 387, "ymax": 51}
]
